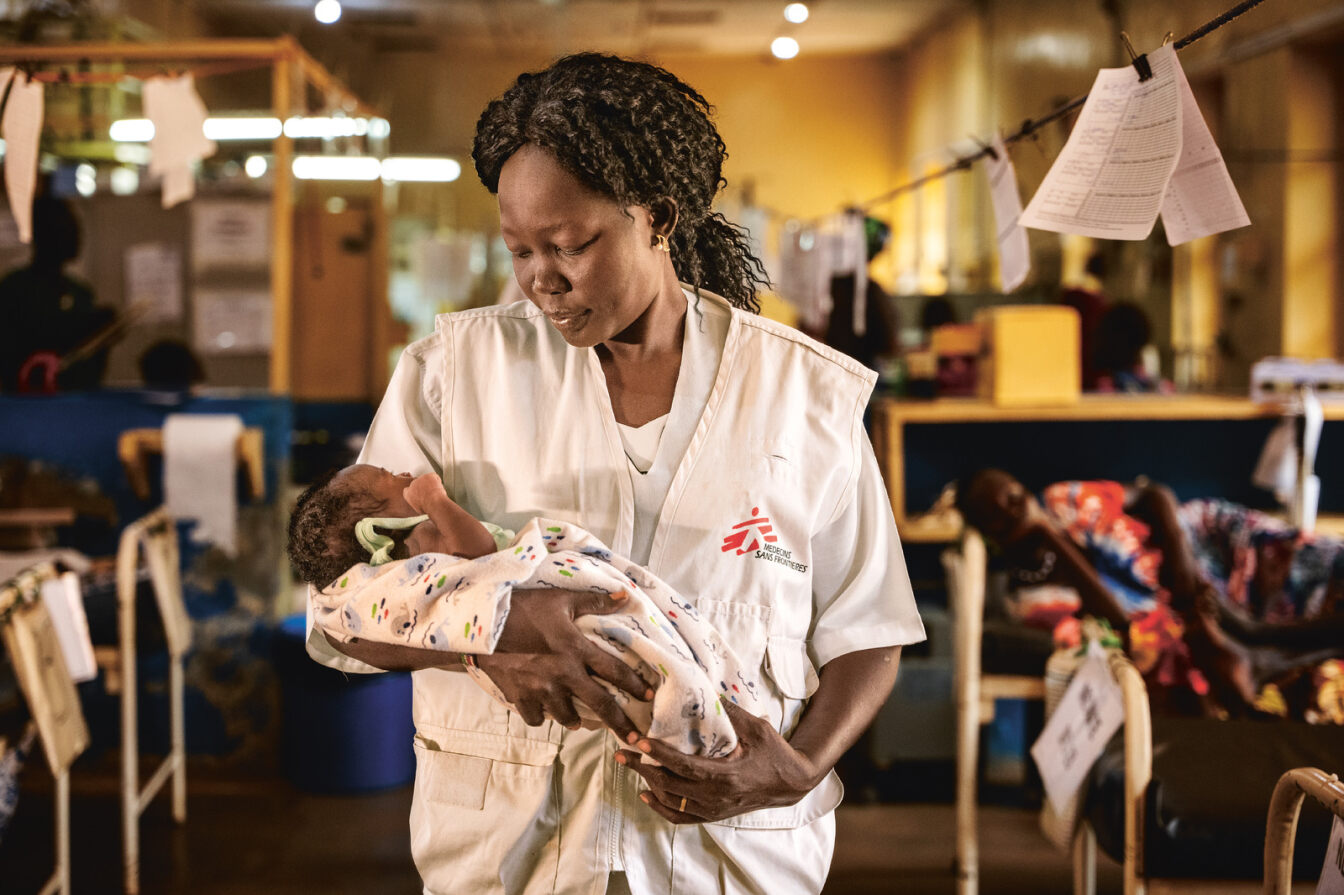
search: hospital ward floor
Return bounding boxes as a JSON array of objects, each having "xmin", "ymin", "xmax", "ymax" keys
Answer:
[{"xmin": 0, "ymin": 765, "xmax": 1124, "ymax": 894}]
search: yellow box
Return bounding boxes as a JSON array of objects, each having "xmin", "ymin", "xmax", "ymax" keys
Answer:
[{"xmin": 975, "ymin": 305, "xmax": 1080, "ymax": 406}]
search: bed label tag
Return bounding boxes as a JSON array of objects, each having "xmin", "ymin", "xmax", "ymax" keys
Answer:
[
  {"xmin": 1030, "ymin": 646, "xmax": 1124, "ymax": 815},
  {"xmin": 1319, "ymin": 816, "xmax": 1344, "ymax": 895}
]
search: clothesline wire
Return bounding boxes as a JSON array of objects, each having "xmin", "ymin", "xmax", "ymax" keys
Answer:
[{"xmin": 838, "ymin": 0, "xmax": 1270, "ymax": 220}]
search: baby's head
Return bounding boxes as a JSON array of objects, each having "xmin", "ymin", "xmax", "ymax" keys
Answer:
[{"xmin": 286, "ymin": 464, "xmax": 419, "ymax": 590}]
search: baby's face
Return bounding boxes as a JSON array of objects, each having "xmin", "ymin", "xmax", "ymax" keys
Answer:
[{"xmin": 337, "ymin": 464, "xmax": 418, "ymax": 517}]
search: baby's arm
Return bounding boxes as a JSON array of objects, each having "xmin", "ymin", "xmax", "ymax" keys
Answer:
[{"xmin": 403, "ymin": 473, "xmax": 498, "ymax": 559}]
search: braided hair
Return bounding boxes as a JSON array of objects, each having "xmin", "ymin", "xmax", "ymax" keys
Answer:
[{"xmin": 473, "ymin": 53, "xmax": 768, "ymax": 313}]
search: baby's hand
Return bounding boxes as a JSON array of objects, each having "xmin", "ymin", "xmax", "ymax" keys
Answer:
[{"xmin": 403, "ymin": 473, "xmax": 448, "ymax": 514}]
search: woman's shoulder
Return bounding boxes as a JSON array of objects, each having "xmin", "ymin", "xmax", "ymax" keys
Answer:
[{"xmin": 729, "ymin": 301, "xmax": 877, "ymax": 385}]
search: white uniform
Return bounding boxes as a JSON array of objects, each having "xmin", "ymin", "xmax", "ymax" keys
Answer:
[{"xmin": 307, "ymin": 288, "xmax": 924, "ymax": 895}]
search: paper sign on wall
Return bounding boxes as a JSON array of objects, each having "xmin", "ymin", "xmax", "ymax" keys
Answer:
[
  {"xmin": 1030, "ymin": 648, "xmax": 1125, "ymax": 815},
  {"xmin": 193, "ymin": 288, "xmax": 272, "ymax": 354},
  {"xmin": 124, "ymin": 242, "xmax": 183, "ymax": 323},
  {"xmin": 191, "ymin": 200, "xmax": 272, "ymax": 271}
]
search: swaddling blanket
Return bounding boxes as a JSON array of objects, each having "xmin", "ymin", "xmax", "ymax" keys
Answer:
[{"xmin": 311, "ymin": 518, "xmax": 764, "ymax": 757}]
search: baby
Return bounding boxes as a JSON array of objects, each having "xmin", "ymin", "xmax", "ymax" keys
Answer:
[{"xmin": 286, "ymin": 465, "xmax": 763, "ymax": 757}]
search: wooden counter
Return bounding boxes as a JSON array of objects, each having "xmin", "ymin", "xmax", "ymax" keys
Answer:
[{"xmin": 872, "ymin": 395, "xmax": 1344, "ymax": 542}]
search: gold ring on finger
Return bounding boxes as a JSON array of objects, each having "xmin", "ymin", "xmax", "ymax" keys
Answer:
[{"xmin": 678, "ymin": 796, "xmax": 687, "ymax": 812}]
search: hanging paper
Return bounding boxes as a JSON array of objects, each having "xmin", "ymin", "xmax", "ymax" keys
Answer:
[
  {"xmin": 1020, "ymin": 45, "xmax": 1182, "ymax": 241},
  {"xmin": 1, "ymin": 600, "xmax": 90, "ymax": 774},
  {"xmin": 1158, "ymin": 54, "xmax": 1250, "ymax": 245},
  {"xmin": 1030, "ymin": 646, "xmax": 1125, "ymax": 815},
  {"xmin": 144, "ymin": 74, "xmax": 216, "ymax": 208},
  {"xmin": 985, "ymin": 134, "xmax": 1030, "ymax": 292},
  {"xmin": 1319, "ymin": 815, "xmax": 1344, "ymax": 895},
  {"xmin": 1, "ymin": 68, "xmax": 44, "ymax": 243}
]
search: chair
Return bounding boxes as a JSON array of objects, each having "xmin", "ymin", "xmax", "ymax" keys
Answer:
[
  {"xmin": 113, "ymin": 509, "xmax": 192, "ymax": 895},
  {"xmin": 946, "ymin": 527, "xmax": 1047, "ymax": 895},
  {"xmin": 0, "ymin": 562, "xmax": 91, "ymax": 895},
  {"xmin": 950, "ymin": 526, "xmax": 1344, "ymax": 895},
  {"xmin": 1079, "ymin": 649, "xmax": 1344, "ymax": 895},
  {"xmin": 1264, "ymin": 767, "xmax": 1344, "ymax": 895}
]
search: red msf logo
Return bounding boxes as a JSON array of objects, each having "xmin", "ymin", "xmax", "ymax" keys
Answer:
[{"xmin": 721, "ymin": 507, "xmax": 778, "ymax": 556}]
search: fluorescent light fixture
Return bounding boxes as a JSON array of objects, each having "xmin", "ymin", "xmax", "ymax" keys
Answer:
[
  {"xmin": 112, "ymin": 116, "xmax": 386, "ymax": 143},
  {"xmin": 292, "ymin": 155, "xmax": 382, "ymax": 180},
  {"xmin": 110, "ymin": 118, "xmax": 155, "ymax": 142},
  {"xmin": 245, "ymin": 155, "xmax": 269, "ymax": 178},
  {"xmin": 314, "ymin": 0, "xmax": 342, "ymax": 24},
  {"xmin": 784, "ymin": 3, "xmax": 809, "ymax": 23},
  {"xmin": 204, "ymin": 117, "xmax": 283, "ymax": 141},
  {"xmin": 284, "ymin": 116, "xmax": 365, "ymax": 139},
  {"xmin": 380, "ymin": 156, "xmax": 461, "ymax": 182},
  {"xmin": 771, "ymin": 36, "xmax": 800, "ymax": 59},
  {"xmin": 114, "ymin": 143, "xmax": 152, "ymax": 165}
]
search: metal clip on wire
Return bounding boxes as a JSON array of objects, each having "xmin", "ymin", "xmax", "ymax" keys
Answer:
[{"xmin": 1120, "ymin": 31, "xmax": 1153, "ymax": 82}]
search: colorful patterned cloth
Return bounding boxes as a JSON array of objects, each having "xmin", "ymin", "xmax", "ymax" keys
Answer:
[
  {"xmin": 310, "ymin": 518, "xmax": 765, "ymax": 757},
  {"xmin": 1041, "ymin": 483, "xmax": 1344, "ymax": 721}
]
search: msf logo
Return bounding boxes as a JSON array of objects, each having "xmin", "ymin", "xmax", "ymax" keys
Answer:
[{"xmin": 721, "ymin": 507, "xmax": 778, "ymax": 556}]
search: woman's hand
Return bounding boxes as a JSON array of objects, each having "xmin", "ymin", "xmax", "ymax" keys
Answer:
[
  {"xmin": 475, "ymin": 587, "xmax": 655, "ymax": 743},
  {"xmin": 613, "ymin": 701, "xmax": 820, "ymax": 824}
]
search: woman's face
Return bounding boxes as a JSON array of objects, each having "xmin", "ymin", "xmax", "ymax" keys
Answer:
[{"xmin": 497, "ymin": 144, "xmax": 668, "ymax": 349}]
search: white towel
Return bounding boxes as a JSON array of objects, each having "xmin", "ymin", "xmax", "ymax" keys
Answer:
[
  {"xmin": 143, "ymin": 74, "xmax": 216, "ymax": 208},
  {"xmin": 1, "ymin": 69, "xmax": 43, "ymax": 243},
  {"xmin": 163, "ymin": 414, "xmax": 244, "ymax": 555}
]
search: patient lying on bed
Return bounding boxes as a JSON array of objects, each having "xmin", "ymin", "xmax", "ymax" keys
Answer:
[
  {"xmin": 957, "ymin": 469, "xmax": 1344, "ymax": 722},
  {"xmin": 286, "ymin": 465, "xmax": 762, "ymax": 757}
]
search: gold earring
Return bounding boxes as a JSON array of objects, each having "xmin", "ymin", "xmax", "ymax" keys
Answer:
[{"xmin": 654, "ymin": 233, "xmax": 671, "ymax": 253}]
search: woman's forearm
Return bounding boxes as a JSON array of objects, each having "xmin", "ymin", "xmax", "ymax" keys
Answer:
[
  {"xmin": 785, "ymin": 645, "xmax": 902, "ymax": 788},
  {"xmin": 327, "ymin": 633, "xmax": 469, "ymax": 672}
]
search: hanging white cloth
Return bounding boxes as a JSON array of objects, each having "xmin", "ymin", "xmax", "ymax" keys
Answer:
[
  {"xmin": 143, "ymin": 74, "xmax": 216, "ymax": 208},
  {"xmin": 1, "ymin": 69, "xmax": 44, "ymax": 243},
  {"xmin": 163, "ymin": 413, "xmax": 244, "ymax": 555}
]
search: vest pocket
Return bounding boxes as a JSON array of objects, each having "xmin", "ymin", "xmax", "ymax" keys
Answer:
[
  {"xmin": 692, "ymin": 598, "xmax": 771, "ymax": 674},
  {"xmin": 409, "ymin": 733, "xmax": 560, "ymax": 893},
  {"xmin": 763, "ymin": 636, "xmax": 820, "ymax": 738}
]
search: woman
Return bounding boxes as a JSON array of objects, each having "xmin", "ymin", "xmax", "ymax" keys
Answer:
[
  {"xmin": 304, "ymin": 54, "xmax": 924, "ymax": 894},
  {"xmin": 956, "ymin": 469, "xmax": 1344, "ymax": 721}
]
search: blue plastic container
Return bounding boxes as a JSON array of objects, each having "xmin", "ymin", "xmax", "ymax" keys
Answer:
[{"xmin": 274, "ymin": 614, "xmax": 416, "ymax": 793}]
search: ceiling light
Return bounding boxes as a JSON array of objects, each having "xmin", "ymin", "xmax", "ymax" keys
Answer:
[
  {"xmin": 771, "ymin": 36, "xmax": 800, "ymax": 59},
  {"xmin": 292, "ymin": 155, "xmax": 381, "ymax": 181},
  {"xmin": 314, "ymin": 0, "xmax": 342, "ymax": 25},
  {"xmin": 380, "ymin": 157, "xmax": 461, "ymax": 183},
  {"xmin": 245, "ymin": 155, "xmax": 268, "ymax": 178},
  {"xmin": 784, "ymin": 3, "xmax": 809, "ymax": 24}
]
